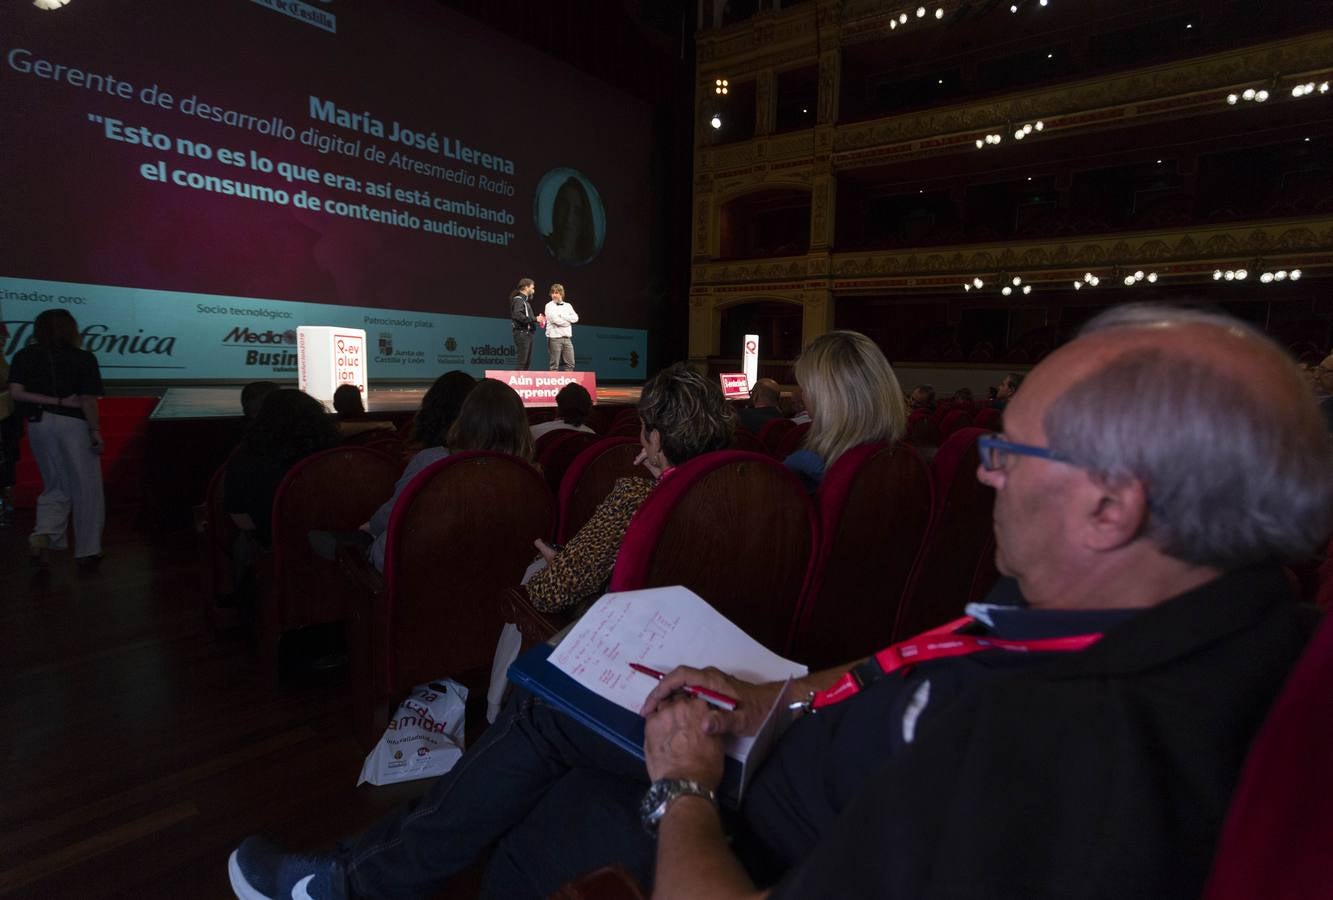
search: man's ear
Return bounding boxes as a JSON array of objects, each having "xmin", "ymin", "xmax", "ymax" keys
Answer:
[{"xmin": 1080, "ymin": 473, "xmax": 1150, "ymax": 552}]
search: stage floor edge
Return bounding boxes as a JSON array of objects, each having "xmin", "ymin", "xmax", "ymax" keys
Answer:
[{"xmin": 150, "ymin": 383, "xmax": 644, "ymax": 420}]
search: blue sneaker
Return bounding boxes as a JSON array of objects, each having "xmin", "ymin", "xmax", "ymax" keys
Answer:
[{"xmin": 228, "ymin": 836, "xmax": 349, "ymax": 900}]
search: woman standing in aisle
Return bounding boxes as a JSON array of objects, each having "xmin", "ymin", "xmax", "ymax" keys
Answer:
[{"xmin": 7, "ymin": 309, "xmax": 106, "ymax": 564}]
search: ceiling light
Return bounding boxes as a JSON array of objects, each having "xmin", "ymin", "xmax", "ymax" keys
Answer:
[
  {"xmin": 1274, "ymin": 270, "xmax": 1288, "ymax": 281},
  {"xmin": 890, "ymin": 19, "xmax": 897, "ymax": 28},
  {"xmin": 1291, "ymin": 269, "xmax": 1302, "ymax": 280},
  {"xmin": 976, "ymin": 138, "xmax": 984, "ymax": 149},
  {"xmin": 1226, "ymin": 93, "xmax": 1238, "ymax": 104},
  {"xmin": 900, "ymin": 12, "xmax": 908, "ymax": 22},
  {"xmin": 1002, "ymin": 286, "xmax": 1013, "ymax": 296},
  {"xmin": 1074, "ymin": 281, "xmax": 1082, "ymax": 290},
  {"xmin": 974, "ymin": 277, "xmax": 984, "ymax": 288},
  {"xmin": 917, "ymin": 6, "xmax": 926, "ymax": 17},
  {"xmin": 710, "ymin": 115, "xmax": 722, "ymax": 129},
  {"xmin": 1146, "ymin": 272, "xmax": 1157, "ymax": 283},
  {"xmin": 1022, "ymin": 284, "xmax": 1032, "ymax": 294},
  {"xmin": 963, "ymin": 283, "xmax": 972, "ymax": 291},
  {"xmin": 1134, "ymin": 270, "xmax": 1145, "ymax": 281},
  {"xmin": 1034, "ymin": 120, "xmax": 1044, "ymax": 131},
  {"xmin": 1236, "ymin": 268, "xmax": 1248, "ymax": 279},
  {"xmin": 1213, "ymin": 269, "xmax": 1223, "ymax": 280},
  {"xmin": 935, "ymin": 8, "xmax": 944, "ymax": 19},
  {"xmin": 1224, "ymin": 270, "xmax": 1235, "ymax": 281},
  {"xmin": 1009, "ymin": 3, "xmax": 1017, "ymax": 10},
  {"xmin": 1260, "ymin": 272, "xmax": 1274, "ymax": 283},
  {"xmin": 1242, "ymin": 88, "xmax": 1256, "ymax": 100},
  {"xmin": 1255, "ymin": 90, "xmax": 1268, "ymax": 102},
  {"xmin": 1124, "ymin": 276, "xmax": 1135, "ymax": 286},
  {"xmin": 1012, "ymin": 276, "xmax": 1022, "ymax": 286}
]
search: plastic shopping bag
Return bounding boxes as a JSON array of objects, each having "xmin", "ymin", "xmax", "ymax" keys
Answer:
[{"xmin": 357, "ymin": 680, "xmax": 468, "ymax": 786}]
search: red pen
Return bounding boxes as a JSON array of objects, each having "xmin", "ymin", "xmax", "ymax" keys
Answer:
[{"xmin": 629, "ymin": 662, "xmax": 739, "ymax": 712}]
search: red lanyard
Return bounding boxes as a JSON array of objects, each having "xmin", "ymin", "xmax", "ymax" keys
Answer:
[{"xmin": 810, "ymin": 616, "xmax": 1104, "ymax": 710}]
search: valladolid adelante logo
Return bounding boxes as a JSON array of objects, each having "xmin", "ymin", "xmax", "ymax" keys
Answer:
[{"xmin": 2, "ymin": 321, "xmax": 177, "ymax": 357}]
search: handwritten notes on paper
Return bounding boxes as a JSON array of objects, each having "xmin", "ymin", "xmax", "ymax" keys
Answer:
[{"xmin": 549, "ymin": 586, "xmax": 808, "ymax": 716}]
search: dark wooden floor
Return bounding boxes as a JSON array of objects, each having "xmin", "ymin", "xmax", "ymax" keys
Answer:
[{"xmin": 0, "ymin": 511, "xmax": 434, "ymax": 899}]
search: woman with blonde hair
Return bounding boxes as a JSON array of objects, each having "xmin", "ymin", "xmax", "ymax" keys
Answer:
[{"xmin": 784, "ymin": 330, "xmax": 907, "ymax": 491}]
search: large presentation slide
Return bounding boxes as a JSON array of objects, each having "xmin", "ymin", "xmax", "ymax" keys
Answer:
[{"xmin": 0, "ymin": 0, "xmax": 652, "ymax": 381}]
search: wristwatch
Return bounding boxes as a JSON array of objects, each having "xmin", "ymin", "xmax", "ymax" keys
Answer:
[{"xmin": 639, "ymin": 778, "xmax": 717, "ymax": 836}]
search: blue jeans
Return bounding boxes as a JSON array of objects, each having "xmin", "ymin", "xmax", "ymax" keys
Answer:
[{"xmin": 339, "ymin": 691, "xmax": 656, "ymax": 899}]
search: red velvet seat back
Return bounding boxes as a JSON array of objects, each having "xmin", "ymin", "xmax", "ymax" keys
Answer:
[
  {"xmin": 774, "ymin": 421, "xmax": 811, "ymax": 460},
  {"xmin": 789, "ymin": 442, "xmax": 934, "ymax": 668},
  {"xmin": 381, "ymin": 451, "xmax": 555, "ymax": 692},
  {"xmin": 756, "ymin": 418, "xmax": 796, "ymax": 456},
  {"xmin": 556, "ymin": 437, "xmax": 645, "ymax": 544},
  {"xmin": 896, "ymin": 428, "xmax": 996, "ymax": 639},
  {"xmin": 609, "ymin": 451, "xmax": 815, "ymax": 654},
  {"xmin": 269, "ymin": 446, "xmax": 402, "ymax": 631},
  {"xmin": 937, "ymin": 407, "xmax": 974, "ymax": 440},
  {"xmin": 198, "ymin": 449, "xmax": 241, "ymax": 600},
  {"xmin": 538, "ymin": 429, "xmax": 601, "ymax": 497},
  {"xmin": 972, "ymin": 406, "xmax": 1003, "ymax": 431},
  {"xmin": 1201, "ymin": 612, "xmax": 1333, "ymax": 900}
]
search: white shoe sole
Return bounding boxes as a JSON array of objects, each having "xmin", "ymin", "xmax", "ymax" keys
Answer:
[{"xmin": 228, "ymin": 849, "xmax": 275, "ymax": 900}]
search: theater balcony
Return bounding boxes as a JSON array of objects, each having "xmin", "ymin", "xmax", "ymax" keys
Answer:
[{"xmin": 688, "ymin": 0, "xmax": 1333, "ymax": 373}]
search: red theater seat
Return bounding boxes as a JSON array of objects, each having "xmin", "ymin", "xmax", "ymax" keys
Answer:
[
  {"xmin": 609, "ymin": 450, "xmax": 815, "ymax": 654},
  {"xmin": 789, "ymin": 442, "xmax": 933, "ymax": 668},
  {"xmin": 347, "ymin": 451, "xmax": 554, "ymax": 744},
  {"xmin": 756, "ymin": 417, "xmax": 796, "ymax": 457},
  {"xmin": 260, "ymin": 446, "xmax": 402, "ymax": 670},
  {"xmin": 896, "ymin": 428, "xmax": 997, "ymax": 639},
  {"xmin": 1201, "ymin": 611, "xmax": 1333, "ymax": 900},
  {"xmin": 971, "ymin": 406, "xmax": 1003, "ymax": 431},
  {"xmin": 537, "ymin": 429, "xmax": 601, "ymax": 497},
  {"xmin": 937, "ymin": 407, "xmax": 974, "ymax": 440},
  {"xmin": 555, "ymin": 437, "xmax": 644, "ymax": 544}
]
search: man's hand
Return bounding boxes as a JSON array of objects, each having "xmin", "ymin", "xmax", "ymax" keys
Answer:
[
  {"xmin": 536, "ymin": 313, "xmax": 548, "ymax": 328},
  {"xmin": 641, "ymin": 666, "xmax": 779, "ymax": 737},
  {"xmin": 644, "ymin": 695, "xmax": 726, "ymax": 787}
]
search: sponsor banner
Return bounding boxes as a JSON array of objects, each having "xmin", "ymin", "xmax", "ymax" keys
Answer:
[
  {"xmin": 719, "ymin": 372, "xmax": 750, "ymax": 399},
  {"xmin": 485, "ymin": 370, "xmax": 597, "ymax": 408},
  {"xmin": 0, "ymin": 276, "xmax": 646, "ymax": 382}
]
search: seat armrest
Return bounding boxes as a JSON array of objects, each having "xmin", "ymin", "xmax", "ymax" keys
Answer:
[
  {"xmin": 338, "ymin": 542, "xmax": 384, "ymax": 597},
  {"xmin": 500, "ymin": 585, "xmax": 575, "ymax": 649}
]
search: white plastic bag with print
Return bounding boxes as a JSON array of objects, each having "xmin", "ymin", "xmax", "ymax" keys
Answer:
[{"xmin": 357, "ymin": 680, "xmax": 468, "ymax": 786}]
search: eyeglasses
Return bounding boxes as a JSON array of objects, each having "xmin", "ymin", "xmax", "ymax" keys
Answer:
[{"xmin": 977, "ymin": 433, "xmax": 1076, "ymax": 471}]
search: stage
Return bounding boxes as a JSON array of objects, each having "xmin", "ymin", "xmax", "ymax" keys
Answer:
[{"xmin": 149, "ymin": 383, "xmax": 645, "ymax": 420}]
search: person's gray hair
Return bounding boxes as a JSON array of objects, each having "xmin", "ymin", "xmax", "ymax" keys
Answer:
[{"xmin": 1045, "ymin": 303, "xmax": 1333, "ymax": 566}]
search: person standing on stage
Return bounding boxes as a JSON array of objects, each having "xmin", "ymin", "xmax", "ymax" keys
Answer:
[
  {"xmin": 543, "ymin": 283, "xmax": 579, "ymax": 372},
  {"xmin": 7, "ymin": 309, "xmax": 106, "ymax": 565},
  {"xmin": 509, "ymin": 278, "xmax": 545, "ymax": 370}
]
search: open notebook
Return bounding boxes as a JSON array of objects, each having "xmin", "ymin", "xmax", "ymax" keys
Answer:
[{"xmin": 508, "ymin": 585, "xmax": 808, "ymax": 806}]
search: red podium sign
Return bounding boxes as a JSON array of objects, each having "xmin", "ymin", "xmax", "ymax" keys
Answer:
[
  {"xmin": 486, "ymin": 370, "xmax": 598, "ymax": 408},
  {"xmin": 719, "ymin": 372, "xmax": 750, "ymax": 399}
]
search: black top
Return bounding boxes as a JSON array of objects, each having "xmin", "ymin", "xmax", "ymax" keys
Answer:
[
  {"xmin": 8, "ymin": 344, "xmax": 105, "ymax": 420},
  {"xmin": 737, "ymin": 405, "xmax": 784, "ymax": 435},
  {"xmin": 510, "ymin": 291, "xmax": 538, "ymax": 331},
  {"xmin": 223, "ymin": 446, "xmax": 296, "ymax": 548},
  {"xmin": 763, "ymin": 565, "xmax": 1315, "ymax": 899}
]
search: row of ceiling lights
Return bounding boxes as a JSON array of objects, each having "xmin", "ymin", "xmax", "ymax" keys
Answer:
[{"xmin": 960, "ymin": 266, "xmax": 1311, "ymax": 294}]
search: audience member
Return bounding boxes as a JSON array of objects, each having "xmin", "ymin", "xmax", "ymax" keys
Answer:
[
  {"xmin": 907, "ymin": 383, "xmax": 936, "ymax": 412},
  {"xmin": 952, "ymin": 386, "xmax": 974, "ymax": 404},
  {"xmin": 987, "ymin": 372, "xmax": 1023, "ymax": 409},
  {"xmin": 444, "ymin": 378, "xmax": 535, "ymax": 461},
  {"xmin": 788, "ymin": 387, "xmax": 810, "ymax": 424},
  {"xmin": 525, "ymin": 363, "xmax": 734, "ymax": 614},
  {"xmin": 736, "ymin": 377, "xmax": 784, "ymax": 434},
  {"xmin": 7, "ymin": 309, "xmax": 106, "ymax": 564},
  {"xmin": 240, "ymin": 381, "xmax": 279, "ymax": 421},
  {"xmin": 530, "ymin": 382, "xmax": 596, "ymax": 441},
  {"xmin": 783, "ymin": 330, "xmax": 907, "ymax": 491},
  {"xmin": 224, "ymin": 389, "xmax": 339, "ymax": 549},
  {"xmin": 330, "ymin": 384, "xmax": 394, "ymax": 440},
  {"xmin": 360, "ymin": 371, "xmax": 476, "ymax": 571},
  {"xmin": 0, "ymin": 345, "xmax": 20, "ymax": 526},
  {"xmin": 228, "ymin": 305, "xmax": 1333, "ymax": 900},
  {"xmin": 1313, "ymin": 352, "xmax": 1333, "ymax": 430}
]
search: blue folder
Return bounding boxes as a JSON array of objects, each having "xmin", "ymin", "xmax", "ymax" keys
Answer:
[{"xmin": 507, "ymin": 643, "xmax": 746, "ymax": 803}]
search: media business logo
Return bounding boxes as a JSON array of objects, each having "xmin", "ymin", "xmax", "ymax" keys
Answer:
[{"xmin": 223, "ymin": 325, "xmax": 297, "ymax": 368}]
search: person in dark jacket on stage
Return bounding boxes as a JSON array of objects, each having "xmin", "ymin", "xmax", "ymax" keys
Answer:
[{"xmin": 509, "ymin": 277, "xmax": 545, "ymax": 370}]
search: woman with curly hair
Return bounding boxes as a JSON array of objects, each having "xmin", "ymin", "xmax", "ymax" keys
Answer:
[
  {"xmin": 224, "ymin": 388, "xmax": 339, "ymax": 548},
  {"xmin": 784, "ymin": 330, "xmax": 907, "ymax": 492},
  {"xmin": 524, "ymin": 362, "xmax": 735, "ymax": 614}
]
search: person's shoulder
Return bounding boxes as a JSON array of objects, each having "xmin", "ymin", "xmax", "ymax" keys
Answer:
[{"xmin": 612, "ymin": 474, "xmax": 656, "ymax": 497}]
